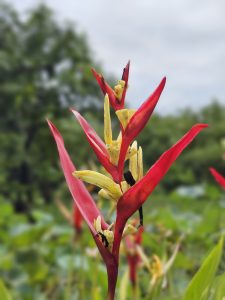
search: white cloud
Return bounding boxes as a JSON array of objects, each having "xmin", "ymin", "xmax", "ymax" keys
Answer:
[{"xmin": 9, "ymin": 0, "xmax": 225, "ymax": 114}]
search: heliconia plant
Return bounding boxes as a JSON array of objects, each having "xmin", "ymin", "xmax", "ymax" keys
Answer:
[{"xmin": 48, "ymin": 62, "xmax": 207, "ymax": 299}]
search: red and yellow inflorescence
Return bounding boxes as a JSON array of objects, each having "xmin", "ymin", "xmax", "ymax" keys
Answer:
[{"xmin": 48, "ymin": 62, "xmax": 207, "ymax": 299}]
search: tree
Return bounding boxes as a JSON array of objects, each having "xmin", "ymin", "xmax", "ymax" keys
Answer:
[{"xmin": 0, "ymin": 2, "xmax": 104, "ymax": 213}]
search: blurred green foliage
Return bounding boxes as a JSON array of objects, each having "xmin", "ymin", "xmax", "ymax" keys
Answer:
[
  {"xmin": 0, "ymin": 186, "xmax": 225, "ymax": 299},
  {"xmin": 0, "ymin": 1, "xmax": 105, "ymax": 213}
]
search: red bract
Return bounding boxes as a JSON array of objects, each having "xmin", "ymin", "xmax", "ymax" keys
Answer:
[
  {"xmin": 113, "ymin": 124, "xmax": 208, "ymax": 257},
  {"xmin": 209, "ymin": 168, "xmax": 225, "ymax": 189},
  {"xmin": 117, "ymin": 77, "xmax": 166, "ymax": 181},
  {"xmin": 70, "ymin": 110, "xmax": 119, "ymax": 181},
  {"xmin": 47, "ymin": 120, "xmax": 118, "ymax": 300},
  {"xmin": 92, "ymin": 61, "xmax": 130, "ymax": 110},
  {"xmin": 48, "ymin": 121, "xmax": 106, "ymax": 231},
  {"xmin": 120, "ymin": 61, "xmax": 130, "ymax": 107}
]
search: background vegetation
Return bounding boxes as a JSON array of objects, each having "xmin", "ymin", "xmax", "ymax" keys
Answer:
[{"xmin": 0, "ymin": 2, "xmax": 225, "ymax": 299}]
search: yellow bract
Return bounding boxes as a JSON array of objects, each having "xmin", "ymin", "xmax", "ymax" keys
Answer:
[
  {"xmin": 93, "ymin": 216, "xmax": 114, "ymax": 251},
  {"xmin": 104, "ymin": 94, "xmax": 121, "ymax": 165},
  {"xmin": 93, "ymin": 215, "xmax": 102, "ymax": 233},
  {"xmin": 116, "ymin": 109, "xmax": 136, "ymax": 130},
  {"xmin": 103, "ymin": 94, "xmax": 137, "ymax": 166},
  {"xmin": 129, "ymin": 141, "xmax": 138, "ymax": 180},
  {"xmin": 121, "ymin": 181, "xmax": 129, "ymax": 194},
  {"xmin": 106, "ymin": 140, "xmax": 121, "ymax": 165},
  {"xmin": 98, "ymin": 188, "xmax": 115, "ymax": 201},
  {"xmin": 136, "ymin": 248, "xmax": 164, "ymax": 283},
  {"xmin": 98, "ymin": 180, "xmax": 129, "ymax": 203},
  {"xmin": 123, "ymin": 223, "xmax": 138, "ymax": 237},
  {"xmin": 137, "ymin": 147, "xmax": 143, "ymax": 180},
  {"xmin": 114, "ymin": 79, "xmax": 126, "ymax": 100},
  {"xmin": 128, "ymin": 142, "xmax": 143, "ymax": 182},
  {"xmin": 150, "ymin": 255, "xmax": 163, "ymax": 286},
  {"xmin": 73, "ymin": 170, "xmax": 122, "ymax": 199},
  {"xmin": 104, "ymin": 94, "xmax": 112, "ymax": 145}
]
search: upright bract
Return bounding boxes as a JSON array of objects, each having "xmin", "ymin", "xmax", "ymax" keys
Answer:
[
  {"xmin": 48, "ymin": 63, "xmax": 207, "ymax": 299},
  {"xmin": 117, "ymin": 77, "xmax": 166, "ymax": 180}
]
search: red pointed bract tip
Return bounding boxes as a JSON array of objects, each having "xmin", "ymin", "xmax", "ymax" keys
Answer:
[
  {"xmin": 92, "ymin": 68, "xmax": 121, "ymax": 110},
  {"xmin": 117, "ymin": 77, "xmax": 166, "ymax": 180},
  {"xmin": 70, "ymin": 109, "xmax": 119, "ymax": 181},
  {"xmin": 120, "ymin": 61, "xmax": 130, "ymax": 107},
  {"xmin": 47, "ymin": 120, "xmax": 108, "ymax": 233},
  {"xmin": 209, "ymin": 168, "xmax": 225, "ymax": 189},
  {"xmin": 122, "ymin": 61, "xmax": 130, "ymax": 82},
  {"xmin": 117, "ymin": 123, "xmax": 208, "ymax": 221}
]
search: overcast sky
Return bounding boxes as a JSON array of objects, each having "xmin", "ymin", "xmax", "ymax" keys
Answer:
[{"xmin": 9, "ymin": 0, "xmax": 225, "ymax": 114}]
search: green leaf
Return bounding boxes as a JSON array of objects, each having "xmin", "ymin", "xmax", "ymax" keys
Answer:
[
  {"xmin": 0, "ymin": 280, "xmax": 11, "ymax": 300},
  {"xmin": 182, "ymin": 237, "xmax": 224, "ymax": 300},
  {"xmin": 210, "ymin": 274, "xmax": 225, "ymax": 300}
]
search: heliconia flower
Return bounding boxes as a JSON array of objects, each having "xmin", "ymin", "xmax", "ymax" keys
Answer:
[
  {"xmin": 209, "ymin": 168, "xmax": 225, "ymax": 189},
  {"xmin": 71, "ymin": 77, "xmax": 166, "ymax": 182},
  {"xmin": 71, "ymin": 122, "xmax": 207, "ymax": 285},
  {"xmin": 92, "ymin": 62, "xmax": 130, "ymax": 110},
  {"xmin": 48, "ymin": 63, "xmax": 208, "ymax": 299}
]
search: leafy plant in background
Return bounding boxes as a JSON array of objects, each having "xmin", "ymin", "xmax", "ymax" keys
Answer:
[
  {"xmin": 0, "ymin": 279, "xmax": 11, "ymax": 300},
  {"xmin": 182, "ymin": 237, "xmax": 224, "ymax": 300},
  {"xmin": 48, "ymin": 63, "xmax": 207, "ymax": 299}
]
